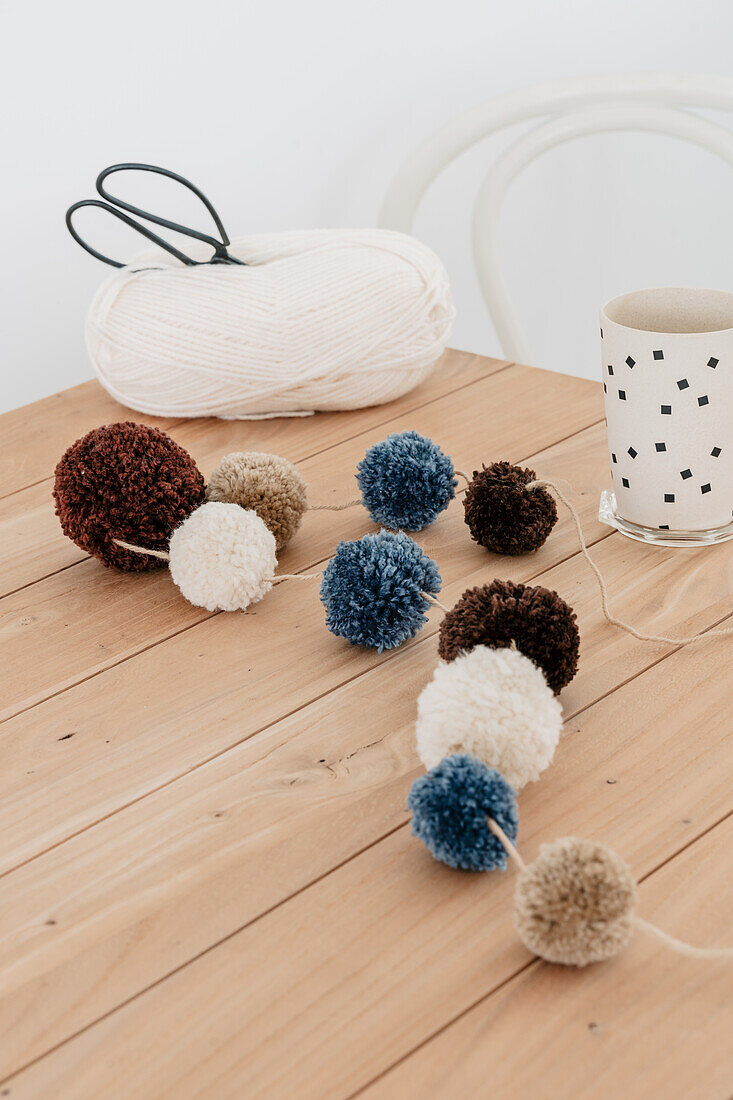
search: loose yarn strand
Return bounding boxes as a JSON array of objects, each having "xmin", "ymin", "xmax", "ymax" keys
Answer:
[
  {"xmin": 454, "ymin": 470, "xmax": 471, "ymax": 489},
  {"xmin": 270, "ymin": 572, "xmax": 323, "ymax": 584},
  {"xmin": 527, "ymin": 479, "xmax": 733, "ymax": 646},
  {"xmin": 308, "ymin": 499, "xmax": 361, "ymax": 512},
  {"xmin": 113, "ymin": 538, "xmax": 170, "ymax": 561},
  {"xmin": 634, "ymin": 916, "xmax": 733, "ymax": 960},
  {"xmin": 486, "ymin": 818, "xmax": 528, "ymax": 873},
  {"xmin": 423, "ymin": 592, "xmax": 451, "ymax": 614}
]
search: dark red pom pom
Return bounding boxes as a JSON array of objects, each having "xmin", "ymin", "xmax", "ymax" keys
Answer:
[
  {"xmin": 438, "ymin": 579, "xmax": 579, "ymax": 694},
  {"xmin": 53, "ymin": 422, "xmax": 205, "ymax": 571},
  {"xmin": 463, "ymin": 461, "xmax": 557, "ymax": 555}
]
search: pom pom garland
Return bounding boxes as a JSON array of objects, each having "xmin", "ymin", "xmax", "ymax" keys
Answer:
[
  {"xmin": 320, "ymin": 530, "xmax": 441, "ymax": 651},
  {"xmin": 206, "ymin": 452, "xmax": 308, "ymax": 551},
  {"xmin": 438, "ymin": 579, "xmax": 580, "ymax": 695},
  {"xmin": 52, "ymin": 422, "xmax": 733, "ymax": 970},
  {"xmin": 356, "ymin": 430, "xmax": 456, "ymax": 531},
  {"xmin": 53, "ymin": 422, "xmax": 205, "ymax": 571},
  {"xmin": 168, "ymin": 502, "xmax": 277, "ymax": 612},
  {"xmin": 415, "ymin": 646, "xmax": 563, "ymax": 789},
  {"xmin": 407, "ymin": 755, "xmax": 519, "ymax": 871}
]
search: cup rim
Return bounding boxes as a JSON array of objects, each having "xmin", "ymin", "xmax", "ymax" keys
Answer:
[{"xmin": 601, "ymin": 286, "xmax": 733, "ymax": 337}]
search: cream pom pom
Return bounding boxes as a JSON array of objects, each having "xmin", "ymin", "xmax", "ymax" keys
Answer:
[
  {"xmin": 168, "ymin": 501, "xmax": 277, "ymax": 611},
  {"xmin": 415, "ymin": 645, "xmax": 562, "ymax": 790}
]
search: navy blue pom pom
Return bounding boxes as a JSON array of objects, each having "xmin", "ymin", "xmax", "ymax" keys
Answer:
[
  {"xmin": 357, "ymin": 430, "xmax": 456, "ymax": 531},
  {"xmin": 320, "ymin": 530, "xmax": 441, "ymax": 651},
  {"xmin": 408, "ymin": 755, "xmax": 519, "ymax": 871}
]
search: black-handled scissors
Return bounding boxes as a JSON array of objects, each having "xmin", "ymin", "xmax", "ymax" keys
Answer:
[{"xmin": 66, "ymin": 163, "xmax": 246, "ymax": 269}]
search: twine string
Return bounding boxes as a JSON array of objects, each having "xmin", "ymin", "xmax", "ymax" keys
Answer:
[
  {"xmin": 634, "ymin": 916, "xmax": 733, "ymax": 960},
  {"xmin": 454, "ymin": 469, "xmax": 471, "ymax": 489},
  {"xmin": 423, "ymin": 591, "xmax": 451, "ymax": 614},
  {"xmin": 526, "ymin": 479, "xmax": 733, "ymax": 646},
  {"xmin": 486, "ymin": 818, "xmax": 528, "ymax": 873},
  {"xmin": 270, "ymin": 572, "xmax": 323, "ymax": 583},
  {"xmin": 113, "ymin": 538, "xmax": 170, "ymax": 561},
  {"xmin": 308, "ymin": 499, "xmax": 361, "ymax": 512}
]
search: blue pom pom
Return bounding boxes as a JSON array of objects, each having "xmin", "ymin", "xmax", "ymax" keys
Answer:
[
  {"xmin": 357, "ymin": 430, "xmax": 456, "ymax": 531},
  {"xmin": 320, "ymin": 530, "xmax": 441, "ymax": 651},
  {"xmin": 408, "ymin": 755, "xmax": 519, "ymax": 871}
]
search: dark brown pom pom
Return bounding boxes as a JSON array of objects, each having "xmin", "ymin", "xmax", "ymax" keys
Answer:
[
  {"xmin": 463, "ymin": 461, "xmax": 557, "ymax": 555},
  {"xmin": 53, "ymin": 422, "xmax": 205, "ymax": 571},
  {"xmin": 438, "ymin": 579, "xmax": 579, "ymax": 694}
]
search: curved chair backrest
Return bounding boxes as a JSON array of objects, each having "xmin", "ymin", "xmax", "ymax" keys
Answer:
[{"xmin": 379, "ymin": 74, "xmax": 733, "ymax": 364}]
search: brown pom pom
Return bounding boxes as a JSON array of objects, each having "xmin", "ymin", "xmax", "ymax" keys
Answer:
[
  {"xmin": 514, "ymin": 837, "xmax": 636, "ymax": 966},
  {"xmin": 437, "ymin": 579, "xmax": 579, "ymax": 694},
  {"xmin": 463, "ymin": 461, "xmax": 557, "ymax": 555},
  {"xmin": 53, "ymin": 422, "xmax": 205, "ymax": 571},
  {"xmin": 206, "ymin": 452, "xmax": 308, "ymax": 551}
]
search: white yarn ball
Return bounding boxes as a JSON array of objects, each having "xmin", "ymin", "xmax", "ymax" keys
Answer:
[
  {"xmin": 86, "ymin": 229, "xmax": 454, "ymax": 419},
  {"xmin": 168, "ymin": 502, "xmax": 276, "ymax": 612},
  {"xmin": 415, "ymin": 646, "xmax": 563, "ymax": 790}
]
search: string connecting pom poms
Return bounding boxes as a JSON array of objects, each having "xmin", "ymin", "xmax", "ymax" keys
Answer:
[
  {"xmin": 356, "ymin": 430, "xmax": 456, "ymax": 531},
  {"xmin": 53, "ymin": 422, "xmax": 205, "ymax": 571},
  {"xmin": 319, "ymin": 530, "xmax": 442, "ymax": 651},
  {"xmin": 408, "ymin": 756, "xmax": 733, "ymax": 967},
  {"xmin": 415, "ymin": 646, "xmax": 563, "ymax": 790},
  {"xmin": 438, "ymin": 579, "xmax": 580, "ymax": 694},
  {"xmin": 206, "ymin": 452, "xmax": 308, "ymax": 551}
]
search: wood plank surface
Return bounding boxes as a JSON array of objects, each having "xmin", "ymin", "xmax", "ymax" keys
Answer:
[
  {"xmin": 0, "ymin": 529, "xmax": 730, "ymax": 1077},
  {"xmin": 0, "ymin": 350, "xmax": 500, "ymax": 595},
  {"xmin": 0, "ymin": 420, "xmax": 608, "ymax": 878},
  {"xmin": 362, "ymin": 816, "xmax": 733, "ymax": 1100},
  {"xmin": 0, "ymin": 363, "xmax": 600, "ymax": 721},
  {"xmin": 3, "ymin": 631, "xmax": 731, "ymax": 1097},
  {"xmin": 1, "ymin": 352, "xmax": 730, "ymax": 1099}
]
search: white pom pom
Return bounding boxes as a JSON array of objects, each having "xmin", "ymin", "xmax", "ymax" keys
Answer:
[
  {"xmin": 168, "ymin": 501, "xmax": 277, "ymax": 611},
  {"xmin": 415, "ymin": 646, "xmax": 562, "ymax": 790}
]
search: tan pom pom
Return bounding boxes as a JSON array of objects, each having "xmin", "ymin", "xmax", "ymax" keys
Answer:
[
  {"xmin": 514, "ymin": 837, "xmax": 636, "ymax": 966},
  {"xmin": 206, "ymin": 452, "xmax": 308, "ymax": 551}
]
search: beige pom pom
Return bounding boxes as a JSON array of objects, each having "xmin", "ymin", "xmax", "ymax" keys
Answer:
[
  {"xmin": 514, "ymin": 837, "xmax": 636, "ymax": 966},
  {"xmin": 206, "ymin": 452, "xmax": 308, "ymax": 550}
]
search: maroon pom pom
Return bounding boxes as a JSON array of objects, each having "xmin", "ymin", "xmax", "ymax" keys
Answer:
[
  {"xmin": 53, "ymin": 422, "xmax": 205, "ymax": 571},
  {"xmin": 438, "ymin": 579, "xmax": 579, "ymax": 694},
  {"xmin": 463, "ymin": 461, "xmax": 557, "ymax": 555}
]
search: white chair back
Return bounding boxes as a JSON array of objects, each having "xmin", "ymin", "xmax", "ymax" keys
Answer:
[{"xmin": 379, "ymin": 74, "xmax": 733, "ymax": 364}]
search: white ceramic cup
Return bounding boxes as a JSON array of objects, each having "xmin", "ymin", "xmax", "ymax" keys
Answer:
[{"xmin": 599, "ymin": 287, "xmax": 733, "ymax": 546}]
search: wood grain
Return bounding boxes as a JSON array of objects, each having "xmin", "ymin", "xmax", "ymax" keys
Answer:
[
  {"xmin": 0, "ymin": 528, "xmax": 730, "ymax": 1077},
  {"xmin": 362, "ymin": 817, "xmax": 733, "ymax": 1100},
  {"xmin": 1, "ymin": 350, "xmax": 729, "ymax": 1100},
  {"xmin": 3, "ymin": 632, "xmax": 731, "ymax": 1097},
  {"xmin": 0, "ymin": 364, "xmax": 601, "ymax": 721},
  {"xmin": 0, "ymin": 350, "xmax": 502, "ymax": 595},
  {"xmin": 0, "ymin": 382, "xmax": 180, "ymax": 499},
  {"xmin": 0, "ymin": 421, "xmax": 610, "ymax": 878}
]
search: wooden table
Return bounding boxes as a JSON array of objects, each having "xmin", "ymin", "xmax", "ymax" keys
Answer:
[{"xmin": 1, "ymin": 351, "xmax": 731, "ymax": 1099}]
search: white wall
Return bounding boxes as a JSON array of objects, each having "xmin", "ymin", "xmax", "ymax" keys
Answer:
[{"xmin": 1, "ymin": 0, "xmax": 732, "ymax": 412}]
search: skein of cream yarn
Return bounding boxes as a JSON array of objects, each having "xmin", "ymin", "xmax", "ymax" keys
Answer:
[{"xmin": 86, "ymin": 229, "xmax": 455, "ymax": 419}]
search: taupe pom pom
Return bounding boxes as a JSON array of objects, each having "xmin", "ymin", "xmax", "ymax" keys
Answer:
[
  {"xmin": 206, "ymin": 452, "xmax": 308, "ymax": 551},
  {"xmin": 514, "ymin": 837, "xmax": 636, "ymax": 966}
]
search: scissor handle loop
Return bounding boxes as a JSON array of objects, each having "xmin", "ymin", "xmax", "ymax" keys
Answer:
[{"xmin": 66, "ymin": 163, "xmax": 245, "ymax": 268}]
